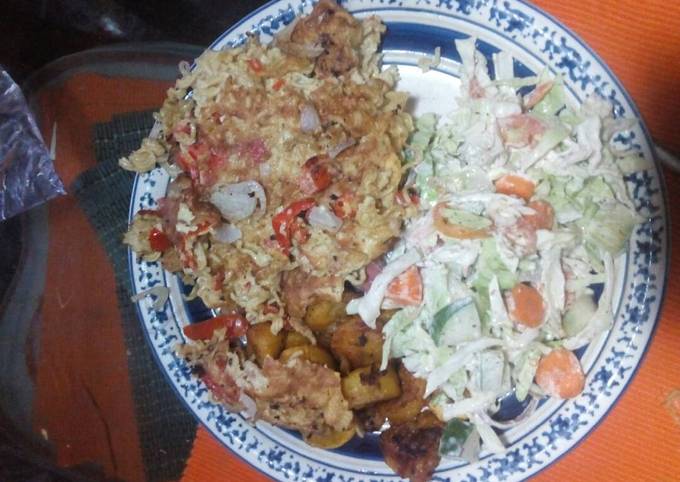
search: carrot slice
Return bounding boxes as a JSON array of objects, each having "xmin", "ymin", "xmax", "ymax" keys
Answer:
[
  {"xmin": 385, "ymin": 266, "xmax": 423, "ymax": 307},
  {"xmin": 508, "ymin": 283, "xmax": 545, "ymax": 328},
  {"xmin": 494, "ymin": 174, "xmax": 536, "ymax": 200},
  {"xmin": 523, "ymin": 80, "xmax": 554, "ymax": 109},
  {"xmin": 432, "ymin": 203, "xmax": 490, "ymax": 239},
  {"xmin": 535, "ymin": 348, "xmax": 585, "ymax": 399},
  {"xmin": 524, "ymin": 200, "xmax": 555, "ymax": 230}
]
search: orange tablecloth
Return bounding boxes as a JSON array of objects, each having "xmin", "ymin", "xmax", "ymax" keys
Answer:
[{"xmin": 182, "ymin": 1, "xmax": 680, "ymax": 481}]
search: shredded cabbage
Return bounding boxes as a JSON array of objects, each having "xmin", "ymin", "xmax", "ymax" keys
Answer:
[
  {"xmin": 365, "ymin": 38, "xmax": 643, "ymax": 456},
  {"xmin": 346, "ymin": 248, "xmax": 421, "ymax": 328}
]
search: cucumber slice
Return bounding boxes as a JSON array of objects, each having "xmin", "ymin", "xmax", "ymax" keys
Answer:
[
  {"xmin": 432, "ymin": 298, "xmax": 481, "ymax": 346},
  {"xmin": 441, "ymin": 207, "xmax": 492, "ymax": 230},
  {"xmin": 563, "ymin": 294, "xmax": 597, "ymax": 337}
]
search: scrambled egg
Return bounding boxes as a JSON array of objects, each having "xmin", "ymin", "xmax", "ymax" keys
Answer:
[{"xmin": 123, "ymin": 0, "xmax": 415, "ymax": 331}]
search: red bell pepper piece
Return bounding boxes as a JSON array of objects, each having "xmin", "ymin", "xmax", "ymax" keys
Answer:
[
  {"xmin": 300, "ymin": 156, "xmax": 332, "ymax": 195},
  {"xmin": 148, "ymin": 228, "xmax": 172, "ymax": 252},
  {"xmin": 272, "ymin": 78, "xmax": 285, "ymax": 91},
  {"xmin": 182, "ymin": 314, "xmax": 249, "ymax": 341},
  {"xmin": 330, "ymin": 191, "xmax": 356, "ymax": 219},
  {"xmin": 271, "ymin": 198, "xmax": 316, "ymax": 253},
  {"xmin": 247, "ymin": 58, "xmax": 264, "ymax": 73}
]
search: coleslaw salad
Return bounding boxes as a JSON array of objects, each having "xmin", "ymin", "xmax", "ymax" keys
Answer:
[{"xmin": 347, "ymin": 37, "xmax": 646, "ymax": 460}]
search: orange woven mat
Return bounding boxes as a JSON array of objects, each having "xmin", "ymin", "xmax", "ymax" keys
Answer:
[{"xmin": 181, "ymin": 1, "xmax": 680, "ymax": 481}]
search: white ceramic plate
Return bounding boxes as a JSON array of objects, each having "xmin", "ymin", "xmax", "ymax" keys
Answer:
[{"xmin": 128, "ymin": 1, "xmax": 669, "ymax": 480}]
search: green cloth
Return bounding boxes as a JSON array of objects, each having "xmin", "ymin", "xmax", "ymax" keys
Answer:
[{"xmin": 72, "ymin": 111, "xmax": 197, "ymax": 482}]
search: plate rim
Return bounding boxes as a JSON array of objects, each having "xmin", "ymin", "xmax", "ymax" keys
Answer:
[{"xmin": 127, "ymin": 0, "xmax": 671, "ymax": 479}]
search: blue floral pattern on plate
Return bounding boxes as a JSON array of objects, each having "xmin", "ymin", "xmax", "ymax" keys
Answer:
[{"xmin": 127, "ymin": 1, "xmax": 668, "ymax": 480}]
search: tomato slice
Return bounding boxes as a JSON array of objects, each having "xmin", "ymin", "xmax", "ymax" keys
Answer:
[
  {"xmin": 182, "ymin": 314, "xmax": 249, "ymax": 341},
  {"xmin": 385, "ymin": 266, "xmax": 423, "ymax": 307},
  {"xmin": 497, "ymin": 114, "xmax": 546, "ymax": 148},
  {"xmin": 271, "ymin": 198, "xmax": 316, "ymax": 254},
  {"xmin": 524, "ymin": 200, "xmax": 555, "ymax": 230},
  {"xmin": 148, "ymin": 228, "xmax": 172, "ymax": 252}
]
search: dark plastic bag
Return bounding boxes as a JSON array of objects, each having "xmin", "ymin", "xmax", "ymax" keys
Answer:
[{"xmin": 0, "ymin": 68, "xmax": 65, "ymax": 221}]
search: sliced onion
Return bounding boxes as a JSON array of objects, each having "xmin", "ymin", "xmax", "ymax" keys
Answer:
[
  {"xmin": 245, "ymin": 181, "xmax": 267, "ymax": 216},
  {"xmin": 361, "ymin": 259, "xmax": 385, "ymax": 292},
  {"xmin": 307, "ymin": 205, "xmax": 342, "ymax": 232},
  {"xmin": 239, "ymin": 392, "xmax": 257, "ymax": 419},
  {"xmin": 213, "ymin": 223, "xmax": 242, "ymax": 243},
  {"xmin": 328, "ymin": 138, "xmax": 356, "ymax": 159},
  {"xmin": 300, "ymin": 103, "xmax": 321, "ymax": 133},
  {"xmin": 210, "ymin": 181, "xmax": 266, "ymax": 222},
  {"xmin": 259, "ymin": 162, "xmax": 271, "ymax": 178},
  {"xmin": 210, "ymin": 188, "xmax": 255, "ymax": 221}
]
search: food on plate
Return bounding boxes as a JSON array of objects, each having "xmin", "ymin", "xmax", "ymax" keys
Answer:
[
  {"xmin": 341, "ymin": 363, "xmax": 402, "ymax": 409},
  {"xmin": 123, "ymin": 1, "xmax": 646, "ymax": 479},
  {"xmin": 348, "ymin": 37, "xmax": 644, "ymax": 466},
  {"xmin": 380, "ymin": 411, "xmax": 444, "ymax": 482},
  {"xmin": 122, "ymin": 0, "xmax": 426, "ymax": 472},
  {"xmin": 122, "ymin": 0, "xmax": 414, "ymax": 332}
]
